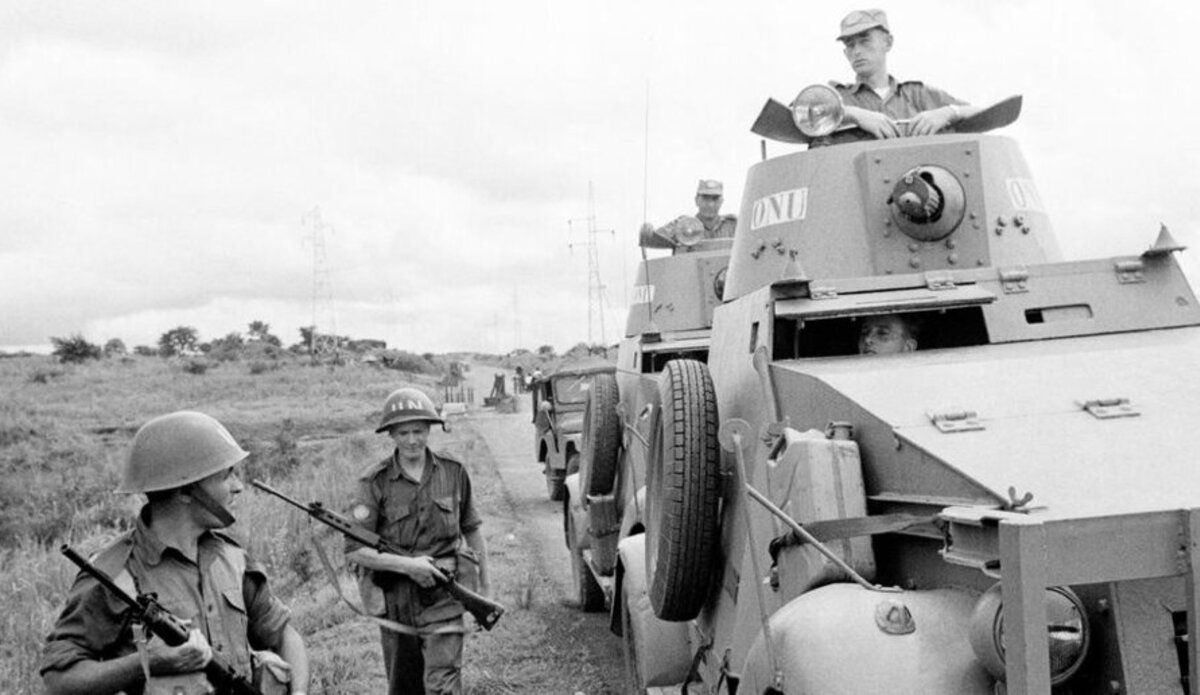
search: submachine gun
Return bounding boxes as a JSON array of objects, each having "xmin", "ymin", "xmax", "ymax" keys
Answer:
[
  {"xmin": 60, "ymin": 545, "xmax": 263, "ymax": 695},
  {"xmin": 250, "ymin": 479, "xmax": 504, "ymax": 630}
]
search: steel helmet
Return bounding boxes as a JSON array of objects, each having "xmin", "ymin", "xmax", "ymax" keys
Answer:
[
  {"xmin": 376, "ymin": 388, "xmax": 444, "ymax": 433},
  {"xmin": 119, "ymin": 411, "xmax": 249, "ymax": 493}
]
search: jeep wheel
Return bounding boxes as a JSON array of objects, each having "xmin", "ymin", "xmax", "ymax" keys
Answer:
[
  {"xmin": 646, "ymin": 359, "xmax": 721, "ymax": 621},
  {"xmin": 545, "ymin": 454, "xmax": 573, "ymax": 502},
  {"xmin": 581, "ymin": 371, "xmax": 621, "ymax": 497},
  {"xmin": 568, "ymin": 510, "xmax": 605, "ymax": 612}
]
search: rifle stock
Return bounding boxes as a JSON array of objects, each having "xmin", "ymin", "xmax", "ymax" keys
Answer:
[
  {"xmin": 60, "ymin": 545, "xmax": 263, "ymax": 695},
  {"xmin": 251, "ymin": 479, "xmax": 505, "ymax": 630}
]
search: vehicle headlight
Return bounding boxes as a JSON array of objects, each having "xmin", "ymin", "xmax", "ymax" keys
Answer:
[
  {"xmin": 968, "ymin": 583, "xmax": 1089, "ymax": 685},
  {"xmin": 790, "ymin": 84, "xmax": 844, "ymax": 137}
]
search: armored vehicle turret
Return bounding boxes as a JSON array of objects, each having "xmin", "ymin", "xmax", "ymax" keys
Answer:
[{"xmin": 575, "ymin": 88, "xmax": 1200, "ymax": 694}]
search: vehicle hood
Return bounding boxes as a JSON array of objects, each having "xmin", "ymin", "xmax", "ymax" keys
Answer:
[{"xmin": 771, "ymin": 327, "xmax": 1200, "ymax": 519}]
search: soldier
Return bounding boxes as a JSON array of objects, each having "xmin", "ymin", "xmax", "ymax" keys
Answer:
[
  {"xmin": 858, "ymin": 314, "xmax": 920, "ymax": 355},
  {"xmin": 640, "ymin": 179, "xmax": 737, "ymax": 250},
  {"xmin": 832, "ymin": 9, "xmax": 983, "ymax": 139},
  {"xmin": 40, "ymin": 411, "xmax": 309, "ymax": 695},
  {"xmin": 345, "ymin": 388, "xmax": 490, "ymax": 695}
]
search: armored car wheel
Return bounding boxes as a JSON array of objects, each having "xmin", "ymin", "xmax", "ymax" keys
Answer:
[
  {"xmin": 581, "ymin": 371, "xmax": 621, "ymax": 496},
  {"xmin": 647, "ymin": 359, "xmax": 721, "ymax": 621}
]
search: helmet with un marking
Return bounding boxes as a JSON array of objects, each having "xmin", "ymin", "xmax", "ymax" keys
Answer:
[
  {"xmin": 376, "ymin": 388, "xmax": 445, "ymax": 433},
  {"xmin": 119, "ymin": 411, "xmax": 248, "ymax": 493}
]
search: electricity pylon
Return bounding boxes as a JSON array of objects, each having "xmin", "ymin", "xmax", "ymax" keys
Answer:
[{"xmin": 568, "ymin": 182, "xmax": 614, "ymax": 347}]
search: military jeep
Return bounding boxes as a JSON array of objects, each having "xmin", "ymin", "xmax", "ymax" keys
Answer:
[{"xmin": 531, "ymin": 361, "xmax": 615, "ymax": 501}]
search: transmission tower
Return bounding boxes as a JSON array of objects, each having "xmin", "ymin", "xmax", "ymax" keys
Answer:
[
  {"xmin": 301, "ymin": 206, "xmax": 338, "ymax": 359},
  {"xmin": 568, "ymin": 182, "xmax": 614, "ymax": 346}
]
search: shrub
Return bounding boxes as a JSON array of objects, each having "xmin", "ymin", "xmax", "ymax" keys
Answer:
[
  {"xmin": 182, "ymin": 359, "xmax": 210, "ymax": 375},
  {"xmin": 103, "ymin": 338, "xmax": 127, "ymax": 357},
  {"xmin": 50, "ymin": 334, "xmax": 102, "ymax": 364},
  {"xmin": 158, "ymin": 326, "xmax": 200, "ymax": 357},
  {"xmin": 28, "ymin": 367, "xmax": 65, "ymax": 384}
]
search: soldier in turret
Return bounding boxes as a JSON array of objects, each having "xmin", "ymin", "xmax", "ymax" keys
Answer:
[
  {"xmin": 640, "ymin": 179, "xmax": 737, "ymax": 250},
  {"xmin": 832, "ymin": 9, "xmax": 983, "ymax": 139},
  {"xmin": 858, "ymin": 314, "xmax": 920, "ymax": 355}
]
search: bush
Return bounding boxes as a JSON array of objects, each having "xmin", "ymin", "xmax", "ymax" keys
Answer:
[
  {"xmin": 182, "ymin": 359, "xmax": 210, "ymax": 375},
  {"xmin": 50, "ymin": 334, "xmax": 102, "ymax": 364},
  {"xmin": 103, "ymin": 338, "xmax": 127, "ymax": 357},
  {"xmin": 28, "ymin": 367, "xmax": 65, "ymax": 384}
]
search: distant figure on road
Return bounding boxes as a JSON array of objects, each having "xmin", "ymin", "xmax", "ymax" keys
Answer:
[
  {"xmin": 640, "ymin": 179, "xmax": 737, "ymax": 251},
  {"xmin": 345, "ymin": 388, "xmax": 490, "ymax": 695},
  {"xmin": 40, "ymin": 411, "xmax": 309, "ymax": 695},
  {"xmin": 831, "ymin": 9, "xmax": 982, "ymax": 139}
]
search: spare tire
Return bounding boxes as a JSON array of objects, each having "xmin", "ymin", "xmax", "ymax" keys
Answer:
[
  {"xmin": 646, "ymin": 359, "xmax": 721, "ymax": 621},
  {"xmin": 581, "ymin": 371, "xmax": 621, "ymax": 497}
]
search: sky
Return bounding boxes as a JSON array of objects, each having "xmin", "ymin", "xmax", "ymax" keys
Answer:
[{"xmin": 2, "ymin": 0, "xmax": 1199, "ymax": 355}]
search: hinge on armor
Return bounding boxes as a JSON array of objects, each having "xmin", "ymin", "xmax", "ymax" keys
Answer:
[
  {"xmin": 999, "ymin": 267, "xmax": 1029, "ymax": 294},
  {"xmin": 1115, "ymin": 259, "xmax": 1146, "ymax": 284},
  {"xmin": 927, "ymin": 407, "xmax": 985, "ymax": 433}
]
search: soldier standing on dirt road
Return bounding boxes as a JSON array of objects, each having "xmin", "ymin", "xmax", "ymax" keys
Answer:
[
  {"xmin": 345, "ymin": 387, "xmax": 490, "ymax": 695},
  {"xmin": 40, "ymin": 410, "xmax": 310, "ymax": 695},
  {"xmin": 640, "ymin": 179, "xmax": 737, "ymax": 249},
  {"xmin": 831, "ymin": 8, "xmax": 982, "ymax": 139}
]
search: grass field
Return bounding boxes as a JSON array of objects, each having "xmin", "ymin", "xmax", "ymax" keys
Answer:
[{"xmin": 0, "ymin": 354, "xmax": 616, "ymax": 694}]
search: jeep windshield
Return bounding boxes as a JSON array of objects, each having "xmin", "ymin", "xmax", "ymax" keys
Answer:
[{"xmin": 552, "ymin": 375, "xmax": 591, "ymax": 404}]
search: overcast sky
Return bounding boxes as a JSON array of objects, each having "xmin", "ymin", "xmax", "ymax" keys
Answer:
[{"xmin": 2, "ymin": 1, "xmax": 1198, "ymax": 354}]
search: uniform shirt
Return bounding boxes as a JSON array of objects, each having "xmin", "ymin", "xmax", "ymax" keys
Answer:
[
  {"xmin": 659, "ymin": 214, "xmax": 737, "ymax": 251},
  {"xmin": 346, "ymin": 448, "xmax": 481, "ymax": 561},
  {"xmin": 831, "ymin": 75, "xmax": 965, "ymax": 122},
  {"xmin": 40, "ymin": 507, "xmax": 291, "ymax": 687}
]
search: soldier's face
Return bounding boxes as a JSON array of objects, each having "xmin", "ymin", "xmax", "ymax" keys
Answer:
[
  {"xmin": 858, "ymin": 315, "xmax": 915, "ymax": 355},
  {"xmin": 841, "ymin": 29, "xmax": 891, "ymax": 80},
  {"xmin": 389, "ymin": 422, "xmax": 431, "ymax": 461},
  {"xmin": 191, "ymin": 466, "xmax": 243, "ymax": 528},
  {"xmin": 696, "ymin": 194, "xmax": 722, "ymax": 219}
]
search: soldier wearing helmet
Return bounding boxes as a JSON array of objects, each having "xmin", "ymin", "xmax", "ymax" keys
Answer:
[
  {"xmin": 831, "ymin": 9, "xmax": 983, "ymax": 139},
  {"xmin": 345, "ymin": 388, "xmax": 489, "ymax": 695},
  {"xmin": 40, "ymin": 411, "xmax": 310, "ymax": 695},
  {"xmin": 640, "ymin": 179, "xmax": 738, "ymax": 252}
]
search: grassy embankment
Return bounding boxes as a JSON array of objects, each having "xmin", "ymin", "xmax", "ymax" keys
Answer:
[{"xmin": 0, "ymin": 355, "xmax": 614, "ymax": 694}]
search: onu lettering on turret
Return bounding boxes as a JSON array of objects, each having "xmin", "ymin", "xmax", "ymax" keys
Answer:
[{"xmin": 750, "ymin": 188, "xmax": 808, "ymax": 231}]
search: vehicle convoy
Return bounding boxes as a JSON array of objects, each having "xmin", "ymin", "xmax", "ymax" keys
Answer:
[
  {"xmin": 566, "ymin": 85, "xmax": 1200, "ymax": 694},
  {"xmin": 561, "ymin": 222, "xmax": 731, "ymax": 618},
  {"xmin": 532, "ymin": 360, "xmax": 615, "ymax": 500}
]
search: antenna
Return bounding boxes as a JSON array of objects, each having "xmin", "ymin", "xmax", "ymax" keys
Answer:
[
  {"xmin": 301, "ymin": 206, "xmax": 338, "ymax": 360},
  {"xmin": 568, "ymin": 182, "xmax": 615, "ymax": 347}
]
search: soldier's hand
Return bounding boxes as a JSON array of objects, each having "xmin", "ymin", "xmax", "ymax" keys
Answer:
[
  {"xmin": 148, "ymin": 628, "xmax": 213, "ymax": 675},
  {"xmin": 908, "ymin": 106, "xmax": 955, "ymax": 137},
  {"xmin": 404, "ymin": 555, "xmax": 448, "ymax": 588},
  {"xmin": 845, "ymin": 106, "xmax": 900, "ymax": 139}
]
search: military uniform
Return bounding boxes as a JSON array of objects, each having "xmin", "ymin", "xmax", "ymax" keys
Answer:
[
  {"xmin": 347, "ymin": 448, "xmax": 482, "ymax": 695},
  {"xmin": 832, "ymin": 76, "xmax": 965, "ymax": 123},
  {"xmin": 40, "ymin": 507, "xmax": 292, "ymax": 694},
  {"xmin": 658, "ymin": 213, "xmax": 737, "ymax": 243}
]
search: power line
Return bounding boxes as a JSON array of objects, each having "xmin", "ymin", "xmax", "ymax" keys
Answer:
[
  {"xmin": 568, "ymin": 182, "xmax": 614, "ymax": 346},
  {"xmin": 301, "ymin": 206, "xmax": 338, "ymax": 359}
]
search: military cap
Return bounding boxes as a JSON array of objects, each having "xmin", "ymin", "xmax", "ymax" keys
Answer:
[
  {"xmin": 837, "ymin": 9, "xmax": 889, "ymax": 41},
  {"xmin": 696, "ymin": 179, "xmax": 724, "ymax": 196}
]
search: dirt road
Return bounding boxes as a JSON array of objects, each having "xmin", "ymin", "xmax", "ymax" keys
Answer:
[{"xmin": 452, "ymin": 364, "xmax": 626, "ymax": 694}]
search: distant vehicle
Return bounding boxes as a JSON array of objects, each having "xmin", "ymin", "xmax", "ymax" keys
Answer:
[
  {"xmin": 567, "ymin": 86, "xmax": 1200, "ymax": 694},
  {"xmin": 531, "ymin": 361, "xmax": 615, "ymax": 501}
]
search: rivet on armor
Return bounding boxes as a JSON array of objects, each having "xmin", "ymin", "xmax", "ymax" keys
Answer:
[
  {"xmin": 948, "ymin": 253, "xmax": 958, "ymax": 265},
  {"xmin": 996, "ymin": 216, "xmax": 1009, "ymax": 226},
  {"xmin": 994, "ymin": 227, "xmax": 1003, "ymax": 236},
  {"xmin": 1021, "ymin": 226, "xmax": 1031, "ymax": 235},
  {"xmin": 908, "ymin": 242, "xmax": 920, "ymax": 252},
  {"xmin": 946, "ymin": 239, "xmax": 956, "ymax": 249},
  {"xmin": 1012, "ymin": 214, "xmax": 1025, "ymax": 226},
  {"xmin": 874, "ymin": 599, "xmax": 916, "ymax": 635},
  {"xmin": 909, "ymin": 257, "xmax": 921, "ymax": 268}
]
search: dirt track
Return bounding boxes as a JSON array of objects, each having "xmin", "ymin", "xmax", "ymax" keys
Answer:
[{"xmin": 455, "ymin": 364, "xmax": 625, "ymax": 693}]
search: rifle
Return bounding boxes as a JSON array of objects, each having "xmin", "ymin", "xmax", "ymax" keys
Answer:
[
  {"xmin": 250, "ymin": 479, "xmax": 504, "ymax": 630},
  {"xmin": 60, "ymin": 545, "xmax": 263, "ymax": 695}
]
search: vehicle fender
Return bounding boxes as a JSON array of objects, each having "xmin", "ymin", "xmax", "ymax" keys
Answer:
[
  {"xmin": 564, "ymin": 473, "xmax": 589, "ymax": 550},
  {"xmin": 614, "ymin": 533, "xmax": 692, "ymax": 687},
  {"xmin": 740, "ymin": 583, "xmax": 992, "ymax": 694},
  {"xmin": 619, "ymin": 485, "xmax": 646, "ymax": 538}
]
